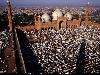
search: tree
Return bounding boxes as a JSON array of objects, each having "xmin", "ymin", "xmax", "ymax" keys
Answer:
[
  {"xmin": 0, "ymin": 11, "xmax": 8, "ymax": 31},
  {"xmin": 13, "ymin": 13, "xmax": 34, "ymax": 26}
]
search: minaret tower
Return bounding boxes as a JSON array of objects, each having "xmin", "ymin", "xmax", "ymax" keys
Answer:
[
  {"xmin": 0, "ymin": 5, "xmax": 2, "ymax": 15},
  {"xmin": 6, "ymin": 0, "xmax": 12, "ymax": 32},
  {"xmin": 66, "ymin": 0, "xmax": 67, "ymax": 8},
  {"xmin": 85, "ymin": 0, "xmax": 91, "ymax": 21}
]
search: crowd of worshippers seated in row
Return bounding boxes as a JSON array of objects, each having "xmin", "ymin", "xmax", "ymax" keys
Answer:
[{"xmin": 23, "ymin": 26, "xmax": 100, "ymax": 74}]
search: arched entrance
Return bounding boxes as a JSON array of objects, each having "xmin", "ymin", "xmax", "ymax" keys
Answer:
[{"xmin": 59, "ymin": 21, "xmax": 63, "ymax": 29}]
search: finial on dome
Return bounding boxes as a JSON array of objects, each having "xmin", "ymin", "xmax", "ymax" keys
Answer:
[
  {"xmin": 6, "ymin": 0, "xmax": 10, "ymax": 3},
  {"xmin": 88, "ymin": 2, "xmax": 90, "ymax": 5},
  {"xmin": 87, "ymin": 0, "xmax": 90, "ymax": 5}
]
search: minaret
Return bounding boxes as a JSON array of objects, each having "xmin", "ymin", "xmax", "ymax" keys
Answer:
[
  {"xmin": 66, "ymin": 0, "xmax": 67, "ymax": 8},
  {"xmin": 6, "ymin": 0, "xmax": 12, "ymax": 32},
  {"xmin": 85, "ymin": 0, "xmax": 91, "ymax": 21},
  {"xmin": 0, "ymin": 5, "xmax": 2, "ymax": 15}
]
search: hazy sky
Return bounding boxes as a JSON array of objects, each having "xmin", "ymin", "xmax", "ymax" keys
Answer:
[{"xmin": 0, "ymin": 0, "xmax": 100, "ymax": 7}]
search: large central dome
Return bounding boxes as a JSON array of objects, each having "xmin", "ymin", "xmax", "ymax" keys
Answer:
[
  {"xmin": 41, "ymin": 13, "xmax": 51, "ymax": 22},
  {"xmin": 52, "ymin": 9, "xmax": 63, "ymax": 20}
]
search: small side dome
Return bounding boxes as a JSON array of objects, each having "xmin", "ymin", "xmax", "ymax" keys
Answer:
[
  {"xmin": 41, "ymin": 13, "xmax": 51, "ymax": 22},
  {"xmin": 52, "ymin": 9, "xmax": 63, "ymax": 20},
  {"xmin": 64, "ymin": 12, "xmax": 73, "ymax": 20}
]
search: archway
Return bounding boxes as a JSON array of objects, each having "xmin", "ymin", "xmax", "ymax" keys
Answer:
[{"xmin": 59, "ymin": 21, "xmax": 63, "ymax": 29}]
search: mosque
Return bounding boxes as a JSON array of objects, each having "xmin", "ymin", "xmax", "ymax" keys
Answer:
[{"xmin": 6, "ymin": 0, "xmax": 100, "ymax": 32}]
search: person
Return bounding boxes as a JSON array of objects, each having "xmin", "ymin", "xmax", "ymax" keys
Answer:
[{"xmin": 0, "ymin": 41, "xmax": 2, "ymax": 55}]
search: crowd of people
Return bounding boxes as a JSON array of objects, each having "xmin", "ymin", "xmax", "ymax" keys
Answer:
[
  {"xmin": 0, "ymin": 31, "xmax": 11, "ymax": 50},
  {"xmin": 24, "ymin": 26, "xmax": 100, "ymax": 74},
  {"xmin": 0, "ymin": 26, "xmax": 99, "ymax": 74},
  {"xmin": 0, "ymin": 31, "xmax": 11, "ymax": 73}
]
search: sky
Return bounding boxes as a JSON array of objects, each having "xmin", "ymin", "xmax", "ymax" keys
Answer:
[{"xmin": 0, "ymin": 0, "xmax": 100, "ymax": 7}]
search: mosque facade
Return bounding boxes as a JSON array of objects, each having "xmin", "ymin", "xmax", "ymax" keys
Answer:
[{"xmin": 6, "ymin": 0, "xmax": 100, "ymax": 32}]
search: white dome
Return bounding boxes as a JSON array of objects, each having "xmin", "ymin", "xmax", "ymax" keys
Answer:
[
  {"xmin": 64, "ymin": 12, "xmax": 73, "ymax": 20},
  {"xmin": 52, "ymin": 9, "xmax": 63, "ymax": 20},
  {"xmin": 6, "ymin": 0, "xmax": 10, "ymax": 3},
  {"xmin": 41, "ymin": 13, "xmax": 51, "ymax": 22}
]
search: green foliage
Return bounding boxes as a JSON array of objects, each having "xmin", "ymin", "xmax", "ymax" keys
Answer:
[
  {"xmin": 93, "ymin": 16, "xmax": 100, "ymax": 24},
  {"xmin": 0, "ymin": 11, "xmax": 8, "ymax": 31},
  {"xmin": 72, "ymin": 14, "xmax": 79, "ymax": 20},
  {"xmin": 13, "ymin": 13, "xmax": 34, "ymax": 26},
  {"xmin": 0, "ymin": 12, "xmax": 35, "ymax": 31}
]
